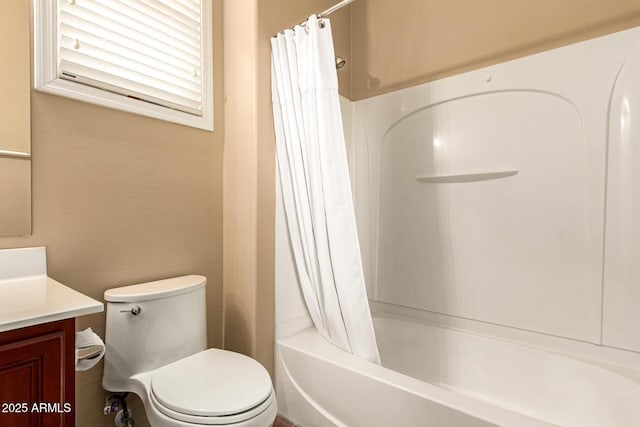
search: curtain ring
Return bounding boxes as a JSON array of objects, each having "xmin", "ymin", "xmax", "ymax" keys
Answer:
[{"xmin": 319, "ymin": 19, "xmax": 326, "ymax": 29}]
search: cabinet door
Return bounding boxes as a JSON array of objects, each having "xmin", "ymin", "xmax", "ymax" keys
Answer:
[{"xmin": 0, "ymin": 319, "xmax": 75, "ymax": 427}]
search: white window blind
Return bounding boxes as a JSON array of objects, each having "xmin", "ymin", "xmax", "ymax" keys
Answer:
[
  {"xmin": 57, "ymin": 0, "xmax": 204, "ymax": 116},
  {"xmin": 34, "ymin": 0, "xmax": 212, "ymax": 130}
]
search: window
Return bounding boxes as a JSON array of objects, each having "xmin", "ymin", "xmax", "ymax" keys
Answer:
[{"xmin": 34, "ymin": 0, "xmax": 213, "ymax": 131}]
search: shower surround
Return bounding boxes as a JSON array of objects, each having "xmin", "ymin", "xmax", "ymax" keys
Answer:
[{"xmin": 275, "ymin": 26, "xmax": 640, "ymax": 427}]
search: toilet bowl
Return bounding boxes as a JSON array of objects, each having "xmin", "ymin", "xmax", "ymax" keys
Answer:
[{"xmin": 102, "ymin": 275, "xmax": 277, "ymax": 427}]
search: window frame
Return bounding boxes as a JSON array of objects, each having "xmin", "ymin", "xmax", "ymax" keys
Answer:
[{"xmin": 33, "ymin": 0, "xmax": 214, "ymax": 131}]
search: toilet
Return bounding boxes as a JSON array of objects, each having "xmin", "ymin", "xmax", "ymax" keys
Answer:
[{"xmin": 102, "ymin": 275, "xmax": 277, "ymax": 427}]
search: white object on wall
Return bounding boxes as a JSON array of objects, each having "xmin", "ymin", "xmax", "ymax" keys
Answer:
[
  {"xmin": 602, "ymin": 50, "xmax": 640, "ymax": 352},
  {"xmin": 348, "ymin": 26, "xmax": 640, "ymax": 345},
  {"xmin": 33, "ymin": 0, "xmax": 214, "ymax": 130}
]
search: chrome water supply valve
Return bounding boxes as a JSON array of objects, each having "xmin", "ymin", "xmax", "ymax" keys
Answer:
[{"xmin": 104, "ymin": 393, "xmax": 134, "ymax": 427}]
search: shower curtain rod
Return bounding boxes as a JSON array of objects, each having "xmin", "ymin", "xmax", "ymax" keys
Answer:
[
  {"xmin": 316, "ymin": 0, "xmax": 356, "ymax": 20},
  {"xmin": 277, "ymin": 0, "xmax": 355, "ymax": 34}
]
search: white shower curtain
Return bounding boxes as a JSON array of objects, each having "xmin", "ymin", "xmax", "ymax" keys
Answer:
[{"xmin": 271, "ymin": 15, "xmax": 380, "ymax": 364}]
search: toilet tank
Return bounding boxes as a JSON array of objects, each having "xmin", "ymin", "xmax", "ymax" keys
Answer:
[{"xmin": 102, "ymin": 275, "xmax": 207, "ymax": 392}]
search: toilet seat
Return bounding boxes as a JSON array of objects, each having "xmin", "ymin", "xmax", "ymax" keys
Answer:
[
  {"xmin": 149, "ymin": 349, "xmax": 274, "ymax": 425},
  {"xmin": 150, "ymin": 390, "xmax": 275, "ymax": 425}
]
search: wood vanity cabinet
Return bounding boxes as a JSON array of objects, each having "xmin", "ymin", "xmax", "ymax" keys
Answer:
[{"xmin": 0, "ymin": 318, "xmax": 75, "ymax": 427}]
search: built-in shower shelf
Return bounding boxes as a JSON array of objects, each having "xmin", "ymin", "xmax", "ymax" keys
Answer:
[{"xmin": 416, "ymin": 170, "xmax": 518, "ymax": 183}]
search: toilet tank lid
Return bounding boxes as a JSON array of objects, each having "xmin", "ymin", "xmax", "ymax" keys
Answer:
[{"xmin": 104, "ymin": 275, "xmax": 206, "ymax": 302}]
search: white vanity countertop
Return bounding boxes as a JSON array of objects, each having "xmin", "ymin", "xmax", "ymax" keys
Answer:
[{"xmin": 0, "ymin": 275, "xmax": 103, "ymax": 333}]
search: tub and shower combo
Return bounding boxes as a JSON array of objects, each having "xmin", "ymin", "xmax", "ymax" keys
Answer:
[{"xmin": 274, "ymin": 26, "xmax": 640, "ymax": 427}]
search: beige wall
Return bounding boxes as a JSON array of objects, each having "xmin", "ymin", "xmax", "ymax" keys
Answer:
[
  {"xmin": 222, "ymin": 0, "xmax": 351, "ymax": 375},
  {"xmin": 351, "ymin": 0, "xmax": 640, "ymax": 100},
  {"xmin": 223, "ymin": 0, "xmax": 260, "ymax": 362},
  {"xmin": 0, "ymin": 2, "xmax": 224, "ymax": 426}
]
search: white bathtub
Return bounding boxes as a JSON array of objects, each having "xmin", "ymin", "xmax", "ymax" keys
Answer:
[{"xmin": 275, "ymin": 317, "xmax": 640, "ymax": 427}]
